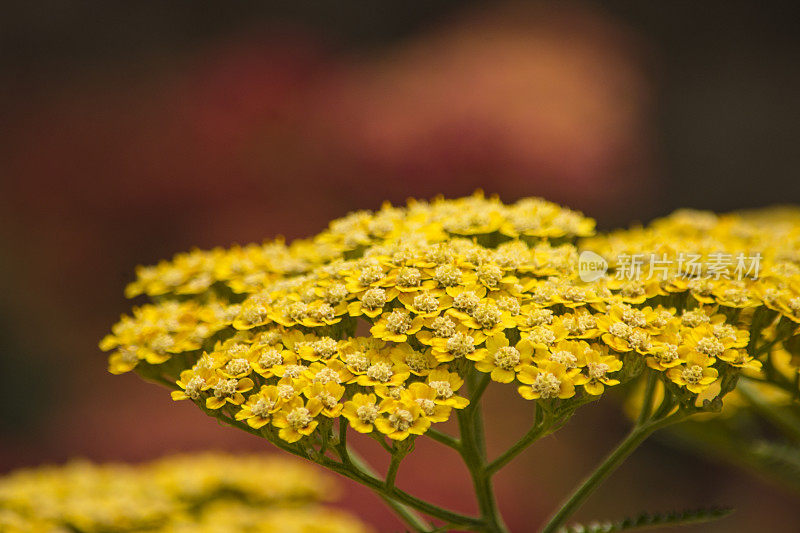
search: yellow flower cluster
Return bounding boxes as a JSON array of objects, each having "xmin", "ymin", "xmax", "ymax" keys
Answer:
[
  {"xmin": 102, "ymin": 194, "xmax": 800, "ymax": 448},
  {"xmin": 583, "ymin": 207, "xmax": 800, "ymax": 398},
  {"xmin": 0, "ymin": 453, "xmax": 371, "ymax": 533}
]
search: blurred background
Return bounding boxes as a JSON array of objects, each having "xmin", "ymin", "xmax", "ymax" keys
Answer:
[{"xmin": 1, "ymin": 1, "xmax": 799, "ymax": 531}]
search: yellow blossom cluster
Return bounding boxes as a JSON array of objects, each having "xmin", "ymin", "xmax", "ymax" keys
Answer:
[
  {"xmin": 0, "ymin": 453, "xmax": 371, "ymax": 533},
  {"xmin": 582, "ymin": 207, "xmax": 800, "ymax": 399},
  {"xmin": 102, "ymin": 194, "xmax": 800, "ymax": 449}
]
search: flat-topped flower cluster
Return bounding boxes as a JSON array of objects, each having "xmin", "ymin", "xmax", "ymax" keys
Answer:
[
  {"xmin": 0, "ymin": 453, "xmax": 371, "ymax": 532},
  {"xmin": 101, "ymin": 194, "xmax": 800, "ymax": 448}
]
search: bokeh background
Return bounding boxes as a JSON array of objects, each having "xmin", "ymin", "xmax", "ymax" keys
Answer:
[{"xmin": 2, "ymin": 1, "xmax": 799, "ymax": 531}]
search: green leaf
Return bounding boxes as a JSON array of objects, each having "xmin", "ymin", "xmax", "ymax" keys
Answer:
[{"xmin": 559, "ymin": 507, "xmax": 734, "ymax": 533}]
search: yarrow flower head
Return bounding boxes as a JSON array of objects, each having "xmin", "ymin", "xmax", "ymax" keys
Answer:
[
  {"xmin": 102, "ymin": 194, "xmax": 800, "ymax": 451},
  {"xmin": 0, "ymin": 453, "xmax": 371, "ymax": 533}
]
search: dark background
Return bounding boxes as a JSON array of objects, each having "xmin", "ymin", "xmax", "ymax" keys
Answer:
[{"xmin": 1, "ymin": 1, "xmax": 799, "ymax": 531}]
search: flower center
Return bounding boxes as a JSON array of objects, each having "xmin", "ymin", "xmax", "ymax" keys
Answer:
[
  {"xmin": 366, "ymin": 362, "xmax": 394, "ymax": 382},
  {"xmin": 429, "ymin": 380, "xmax": 454, "ymax": 399},
  {"xmin": 681, "ymin": 365, "xmax": 704, "ymax": 385},
  {"xmin": 532, "ymin": 372, "xmax": 561, "ymax": 399},
  {"xmin": 324, "ymin": 283, "xmax": 348, "ymax": 304},
  {"xmin": 356, "ymin": 404, "xmax": 378, "ymax": 424},
  {"xmin": 471, "ymin": 302, "xmax": 502, "ymax": 328},
  {"xmin": 386, "ymin": 310, "xmax": 412, "ymax": 334},
  {"xmin": 213, "ymin": 378, "xmax": 238, "ymax": 398},
  {"xmin": 413, "ymin": 293, "xmax": 439, "ymax": 313},
  {"xmin": 185, "ymin": 377, "xmax": 205, "ymax": 399},
  {"xmin": 251, "ymin": 398, "xmax": 275, "ymax": 418},
  {"xmin": 345, "ymin": 352, "xmax": 370, "ymax": 372},
  {"xmin": 314, "ymin": 367, "xmax": 341, "ymax": 384},
  {"xmin": 287, "ymin": 407, "xmax": 313, "ymax": 429},
  {"xmin": 397, "ymin": 267, "xmax": 422, "ymax": 287},
  {"xmin": 528, "ymin": 326, "xmax": 556, "ymax": 346},
  {"xmin": 621, "ymin": 308, "xmax": 647, "ymax": 328},
  {"xmin": 362, "ymin": 288, "xmax": 387, "ymax": 310},
  {"xmin": 587, "ymin": 362, "xmax": 610, "ymax": 380},
  {"xmin": 526, "ymin": 309, "xmax": 554, "ymax": 327},
  {"xmin": 446, "ymin": 332, "xmax": 476, "ymax": 358},
  {"xmin": 259, "ymin": 349, "xmax": 283, "ymax": 369},
  {"xmin": 494, "ymin": 346, "xmax": 521, "ymax": 370},
  {"xmin": 389, "ymin": 409, "xmax": 413, "ymax": 431},
  {"xmin": 696, "ymin": 336, "xmax": 725, "ymax": 357},
  {"xmin": 431, "ymin": 316, "xmax": 456, "ymax": 338},
  {"xmin": 454, "ymin": 291, "xmax": 480, "ymax": 312},
  {"xmin": 284, "ymin": 364, "xmax": 305, "ymax": 379},
  {"xmin": 477, "ymin": 263, "xmax": 503, "ymax": 287},
  {"xmin": 311, "ymin": 337, "xmax": 338, "ymax": 359},
  {"xmin": 416, "ymin": 398, "xmax": 437, "ymax": 416},
  {"xmin": 549, "ymin": 350, "xmax": 578, "ymax": 369},
  {"xmin": 359, "ymin": 265, "xmax": 384, "ymax": 285},
  {"xmin": 434, "ymin": 265, "xmax": 462, "ymax": 287},
  {"xmin": 225, "ymin": 358, "xmax": 250, "ymax": 376}
]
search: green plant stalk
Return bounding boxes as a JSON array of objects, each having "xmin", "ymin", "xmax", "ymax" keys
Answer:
[
  {"xmin": 539, "ymin": 410, "xmax": 687, "ymax": 533},
  {"xmin": 458, "ymin": 371, "xmax": 509, "ymax": 533}
]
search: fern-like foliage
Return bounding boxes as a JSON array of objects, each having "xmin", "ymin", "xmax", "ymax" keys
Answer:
[{"xmin": 558, "ymin": 507, "xmax": 733, "ymax": 533}]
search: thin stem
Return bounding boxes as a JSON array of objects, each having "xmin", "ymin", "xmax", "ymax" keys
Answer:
[
  {"xmin": 386, "ymin": 451, "xmax": 402, "ymax": 490},
  {"xmin": 458, "ymin": 374, "xmax": 509, "ymax": 533},
  {"xmin": 205, "ymin": 407, "xmax": 479, "ymax": 530},
  {"xmin": 341, "ymin": 449, "xmax": 483, "ymax": 529},
  {"xmin": 344, "ymin": 447, "xmax": 431, "ymax": 532},
  {"xmin": 539, "ymin": 412, "xmax": 687, "ymax": 533},
  {"xmin": 636, "ymin": 370, "xmax": 657, "ymax": 427},
  {"xmin": 469, "ymin": 373, "xmax": 492, "ymax": 413},
  {"xmin": 427, "ymin": 428, "xmax": 461, "ymax": 450},
  {"xmin": 486, "ymin": 418, "xmax": 553, "ymax": 475}
]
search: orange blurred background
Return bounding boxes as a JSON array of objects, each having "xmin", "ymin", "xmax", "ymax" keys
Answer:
[{"xmin": 1, "ymin": 1, "xmax": 799, "ymax": 531}]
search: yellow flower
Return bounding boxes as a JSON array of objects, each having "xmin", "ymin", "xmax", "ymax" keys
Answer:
[
  {"xmin": 473, "ymin": 332, "xmax": 533, "ymax": 383},
  {"xmin": 389, "ymin": 343, "xmax": 439, "ymax": 376},
  {"xmin": 342, "ymin": 393, "xmax": 380, "ymax": 433},
  {"xmin": 272, "ymin": 397, "xmax": 324, "ymax": 443},
  {"xmin": 171, "ymin": 368, "xmax": 214, "ymax": 401},
  {"xmin": 578, "ymin": 346, "xmax": 623, "ymax": 395},
  {"xmin": 404, "ymin": 383, "xmax": 452, "ymax": 423},
  {"xmin": 236, "ymin": 386, "xmax": 282, "ymax": 428},
  {"xmin": 517, "ymin": 362, "xmax": 577, "ymax": 400},
  {"xmin": 375, "ymin": 399, "xmax": 430, "ymax": 440},
  {"xmin": 425, "ymin": 369, "xmax": 470, "ymax": 409},
  {"xmin": 355, "ymin": 354, "xmax": 410, "ymax": 388},
  {"xmin": 347, "ymin": 287, "xmax": 398, "ymax": 318},
  {"xmin": 666, "ymin": 352, "xmax": 718, "ymax": 394},
  {"xmin": 206, "ymin": 377, "xmax": 254, "ymax": 409},
  {"xmin": 398, "ymin": 291, "xmax": 453, "ymax": 317},
  {"xmin": 370, "ymin": 309, "xmax": 425, "ymax": 342},
  {"xmin": 302, "ymin": 382, "xmax": 345, "ymax": 417}
]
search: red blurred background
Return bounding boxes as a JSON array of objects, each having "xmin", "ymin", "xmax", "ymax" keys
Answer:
[{"xmin": 1, "ymin": 1, "xmax": 799, "ymax": 531}]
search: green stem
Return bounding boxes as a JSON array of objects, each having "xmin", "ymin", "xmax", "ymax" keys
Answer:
[
  {"xmin": 386, "ymin": 451, "xmax": 402, "ymax": 490},
  {"xmin": 427, "ymin": 428, "xmax": 461, "ymax": 450},
  {"xmin": 458, "ymin": 374, "xmax": 509, "ymax": 533},
  {"xmin": 337, "ymin": 449, "xmax": 482, "ymax": 529},
  {"xmin": 487, "ymin": 418, "xmax": 552, "ymax": 475},
  {"xmin": 469, "ymin": 373, "xmax": 492, "ymax": 413},
  {"xmin": 636, "ymin": 371, "xmax": 657, "ymax": 427},
  {"xmin": 345, "ymin": 448, "xmax": 432, "ymax": 532},
  {"xmin": 206, "ymin": 408, "xmax": 480, "ymax": 531},
  {"xmin": 539, "ymin": 412, "xmax": 686, "ymax": 533}
]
